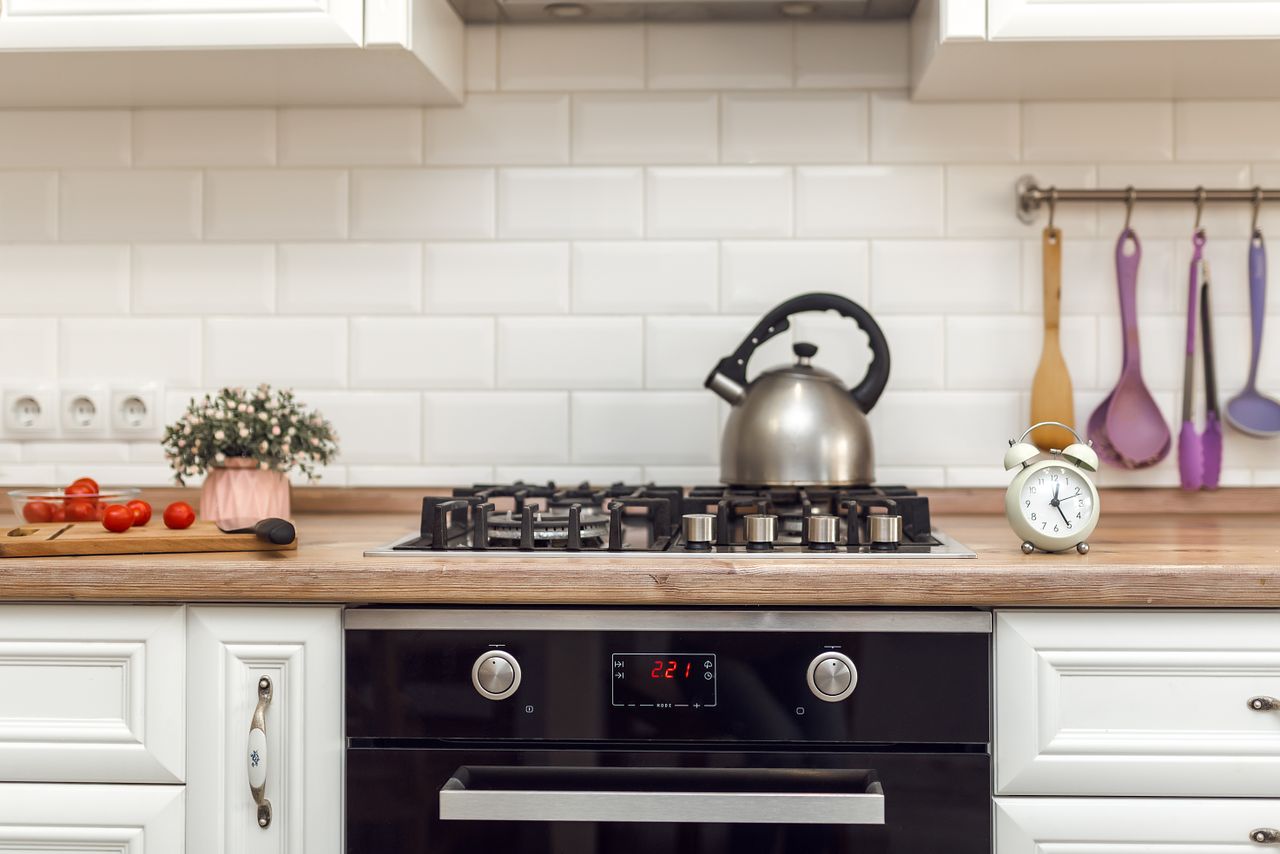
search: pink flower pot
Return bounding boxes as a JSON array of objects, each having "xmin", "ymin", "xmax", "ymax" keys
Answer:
[{"xmin": 200, "ymin": 458, "xmax": 290, "ymax": 524}]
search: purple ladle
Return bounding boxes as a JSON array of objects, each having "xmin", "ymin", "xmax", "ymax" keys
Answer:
[
  {"xmin": 1088, "ymin": 229, "xmax": 1172, "ymax": 468},
  {"xmin": 1225, "ymin": 233, "xmax": 1280, "ymax": 437}
]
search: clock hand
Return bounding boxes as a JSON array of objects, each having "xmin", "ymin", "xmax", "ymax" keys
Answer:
[
  {"xmin": 1056, "ymin": 503, "xmax": 1071, "ymax": 527},
  {"xmin": 1051, "ymin": 483, "xmax": 1060, "ymax": 507}
]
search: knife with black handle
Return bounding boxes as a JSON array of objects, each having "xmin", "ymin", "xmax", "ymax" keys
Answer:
[{"xmin": 215, "ymin": 517, "xmax": 296, "ymax": 545}]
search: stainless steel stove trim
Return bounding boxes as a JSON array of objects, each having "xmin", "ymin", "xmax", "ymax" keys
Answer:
[
  {"xmin": 362, "ymin": 529, "xmax": 976, "ymax": 559},
  {"xmin": 344, "ymin": 608, "xmax": 993, "ymax": 633}
]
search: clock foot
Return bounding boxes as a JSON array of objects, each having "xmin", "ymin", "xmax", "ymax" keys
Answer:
[
  {"xmin": 1020, "ymin": 541, "xmax": 1035, "ymax": 554},
  {"xmin": 1076, "ymin": 542, "xmax": 1090, "ymax": 555}
]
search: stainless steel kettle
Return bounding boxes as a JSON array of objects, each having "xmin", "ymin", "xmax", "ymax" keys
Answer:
[{"xmin": 705, "ymin": 293, "xmax": 891, "ymax": 486}]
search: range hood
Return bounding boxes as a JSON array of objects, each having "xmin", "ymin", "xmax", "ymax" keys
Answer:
[{"xmin": 450, "ymin": 0, "xmax": 916, "ymax": 23}]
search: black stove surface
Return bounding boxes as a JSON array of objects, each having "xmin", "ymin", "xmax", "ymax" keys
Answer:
[{"xmin": 386, "ymin": 482, "xmax": 952, "ymax": 555}]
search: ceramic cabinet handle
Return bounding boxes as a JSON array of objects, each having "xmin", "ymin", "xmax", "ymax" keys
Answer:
[
  {"xmin": 1248, "ymin": 696, "xmax": 1278, "ymax": 712},
  {"xmin": 248, "ymin": 676, "xmax": 273, "ymax": 829},
  {"xmin": 1251, "ymin": 829, "xmax": 1279, "ymax": 844}
]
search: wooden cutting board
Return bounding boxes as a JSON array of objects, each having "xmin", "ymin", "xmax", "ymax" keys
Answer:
[{"xmin": 0, "ymin": 520, "xmax": 297, "ymax": 558}]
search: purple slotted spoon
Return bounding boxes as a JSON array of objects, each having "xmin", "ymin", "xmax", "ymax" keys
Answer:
[
  {"xmin": 1089, "ymin": 228, "xmax": 1172, "ymax": 468},
  {"xmin": 1225, "ymin": 232, "xmax": 1280, "ymax": 437}
]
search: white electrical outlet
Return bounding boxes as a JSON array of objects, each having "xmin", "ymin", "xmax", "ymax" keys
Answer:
[
  {"xmin": 60, "ymin": 385, "xmax": 109, "ymax": 436},
  {"xmin": 3, "ymin": 386, "xmax": 58, "ymax": 437},
  {"xmin": 111, "ymin": 385, "xmax": 163, "ymax": 438}
]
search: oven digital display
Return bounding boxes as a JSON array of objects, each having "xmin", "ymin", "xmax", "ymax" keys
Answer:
[{"xmin": 611, "ymin": 653, "xmax": 717, "ymax": 708}]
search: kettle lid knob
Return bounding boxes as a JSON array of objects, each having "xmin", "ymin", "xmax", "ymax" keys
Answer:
[{"xmin": 793, "ymin": 342, "xmax": 818, "ymax": 363}]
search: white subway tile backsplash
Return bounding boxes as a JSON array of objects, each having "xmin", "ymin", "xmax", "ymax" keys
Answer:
[
  {"xmin": 1177, "ymin": 101, "xmax": 1280, "ymax": 161},
  {"xmin": 279, "ymin": 108, "xmax": 423, "ymax": 166},
  {"xmin": 133, "ymin": 244, "xmax": 275, "ymax": 314},
  {"xmin": 571, "ymin": 392, "xmax": 718, "ymax": 464},
  {"xmin": 350, "ymin": 168, "xmax": 495, "ymax": 239},
  {"xmin": 643, "ymin": 465, "xmax": 721, "ymax": 484},
  {"xmin": 722, "ymin": 93, "xmax": 867, "ymax": 164},
  {"xmin": 423, "ymin": 392, "xmax": 569, "ymax": 463},
  {"xmin": 278, "ymin": 243, "xmax": 421, "ymax": 314},
  {"xmin": 134, "ymin": 110, "xmax": 275, "ymax": 166},
  {"xmin": 796, "ymin": 166, "xmax": 943, "ymax": 237},
  {"xmin": 465, "ymin": 25, "xmax": 498, "ymax": 93},
  {"xmin": 61, "ymin": 170, "xmax": 201, "ymax": 241},
  {"xmin": 22, "ymin": 442, "xmax": 131, "ymax": 463},
  {"xmin": 53, "ymin": 463, "xmax": 177, "ymax": 487},
  {"xmin": 647, "ymin": 23, "xmax": 792, "ymax": 90},
  {"xmin": 1023, "ymin": 101, "xmax": 1174, "ymax": 162},
  {"xmin": 0, "ymin": 319, "xmax": 57, "ymax": 382},
  {"xmin": 499, "ymin": 25, "xmax": 644, "ymax": 91},
  {"xmin": 720, "ymin": 241, "xmax": 868, "ymax": 313},
  {"xmin": 0, "ymin": 172, "xmax": 57, "ymax": 241},
  {"xmin": 425, "ymin": 242, "xmax": 569, "ymax": 314},
  {"xmin": 869, "ymin": 390, "xmax": 1023, "ymax": 466},
  {"xmin": 572, "ymin": 93, "xmax": 718, "ymax": 165},
  {"xmin": 206, "ymin": 170, "xmax": 348, "ymax": 240},
  {"xmin": 351, "ymin": 317, "xmax": 494, "ymax": 389},
  {"xmin": 794, "ymin": 22, "xmax": 910, "ymax": 90},
  {"xmin": 295, "ymin": 391, "xmax": 422, "ymax": 464},
  {"xmin": 870, "ymin": 94, "xmax": 1019, "ymax": 163},
  {"xmin": 0, "ymin": 465, "xmax": 58, "ymax": 486},
  {"xmin": 0, "ymin": 111, "xmax": 130, "ymax": 168},
  {"xmin": 205, "ymin": 317, "xmax": 347, "ymax": 387},
  {"xmin": 832, "ymin": 314, "xmax": 943, "ymax": 391},
  {"xmin": 947, "ymin": 164, "xmax": 1098, "ymax": 238},
  {"xmin": 499, "ymin": 168, "xmax": 642, "ymax": 239},
  {"xmin": 0, "ymin": 245, "xmax": 129, "ymax": 314},
  {"xmin": 348, "ymin": 465, "xmax": 496, "ymax": 486},
  {"xmin": 945, "ymin": 315, "xmax": 1098, "ymax": 391},
  {"xmin": 646, "ymin": 167, "xmax": 792, "ymax": 238},
  {"xmin": 871, "ymin": 240, "xmax": 1021, "ymax": 314},
  {"xmin": 494, "ymin": 465, "xmax": 644, "ymax": 484},
  {"xmin": 643, "ymin": 315, "xmax": 759, "ymax": 389},
  {"xmin": 426, "ymin": 94, "xmax": 568, "ymax": 165},
  {"xmin": 498, "ymin": 317, "xmax": 642, "ymax": 389},
  {"xmin": 573, "ymin": 242, "xmax": 717, "ymax": 314},
  {"xmin": 63, "ymin": 318, "xmax": 200, "ymax": 385}
]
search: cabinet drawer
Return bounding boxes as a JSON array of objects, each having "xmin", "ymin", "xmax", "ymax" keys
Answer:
[
  {"xmin": 0, "ymin": 604, "xmax": 184, "ymax": 783},
  {"xmin": 996, "ymin": 610, "xmax": 1280, "ymax": 796},
  {"xmin": 0, "ymin": 783, "xmax": 183, "ymax": 848},
  {"xmin": 996, "ymin": 797, "xmax": 1280, "ymax": 851}
]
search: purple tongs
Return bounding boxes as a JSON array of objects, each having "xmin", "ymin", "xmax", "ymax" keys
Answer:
[{"xmin": 1178, "ymin": 230, "xmax": 1222, "ymax": 490}]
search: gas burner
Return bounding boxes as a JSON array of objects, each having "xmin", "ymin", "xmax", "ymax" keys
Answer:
[{"xmin": 485, "ymin": 509, "xmax": 610, "ymax": 542}]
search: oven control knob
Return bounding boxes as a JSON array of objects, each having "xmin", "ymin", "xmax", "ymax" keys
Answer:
[
  {"xmin": 472, "ymin": 650, "xmax": 521, "ymax": 701},
  {"xmin": 806, "ymin": 652, "xmax": 857, "ymax": 702}
]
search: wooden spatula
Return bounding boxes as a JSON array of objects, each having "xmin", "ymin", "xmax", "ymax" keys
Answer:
[{"xmin": 1030, "ymin": 227, "xmax": 1077, "ymax": 451}]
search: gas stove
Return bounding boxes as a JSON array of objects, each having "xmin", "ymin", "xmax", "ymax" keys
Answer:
[{"xmin": 366, "ymin": 482, "xmax": 974, "ymax": 559}]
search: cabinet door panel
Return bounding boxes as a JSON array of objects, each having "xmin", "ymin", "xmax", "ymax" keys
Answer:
[
  {"xmin": 996, "ymin": 610, "xmax": 1280, "ymax": 796},
  {"xmin": 989, "ymin": 0, "xmax": 1280, "ymax": 40},
  {"xmin": 0, "ymin": 604, "xmax": 184, "ymax": 784},
  {"xmin": 0, "ymin": 783, "xmax": 184, "ymax": 851},
  {"xmin": 996, "ymin": 797, "xmax": 1278, "ymax": 852},
  {"xmin": 187, "ymin": 606, "xmax": 342, "ymax": 854}
]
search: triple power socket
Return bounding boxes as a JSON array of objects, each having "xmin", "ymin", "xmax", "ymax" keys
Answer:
[{"xmin": 2, "ymin": 385, "xmax": 163, "ymax": 440}]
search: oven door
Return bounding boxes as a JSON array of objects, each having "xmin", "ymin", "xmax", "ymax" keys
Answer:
[{"xmin": 347, "ymin": 746, "xmax": 990, "ymax": 854}]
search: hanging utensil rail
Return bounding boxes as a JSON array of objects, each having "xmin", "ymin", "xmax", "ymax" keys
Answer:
[{"xmin": 1016, "ymin": 175, "xmax": 1279, "ymax": 224}]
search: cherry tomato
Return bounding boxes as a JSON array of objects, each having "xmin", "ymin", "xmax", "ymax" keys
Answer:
[
  {"xmin": 65, "ymin": 499, "xmax": 97, "ymax": 522},
  {"xmin": 49, "ymin": 503, "xmax": 66, "ymax": 522},
  {"xmin": 102, "ymin": 504, "xmax": 133, "ymax": 533},
  {"xmin": 163, "ymin": 501, "xmax": 196, "ymax": 530},
  {"xmin": 22, "ymin": 501, "xmax": 54, "ymax": 523},
  {"xmin": 125, "ymin": 499, "xmax": 152, "ymax": 527},
  {"xmin": 69, "ymin": 477, "xmax": 99, "ymax": 494},
  {"xmin": 64, "ymin": 483, "xmax": 96, "ymax": 498}
]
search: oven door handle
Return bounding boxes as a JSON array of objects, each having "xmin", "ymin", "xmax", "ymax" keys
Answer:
[{"xmin": 439, "ymin": 766, "xmax": 885, "ymax": 825}]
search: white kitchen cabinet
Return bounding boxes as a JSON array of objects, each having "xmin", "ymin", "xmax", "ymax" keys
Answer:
[
  {"xmin": 0, "ymin": 604, "xmax": 185, "ymax": 784},
  {"xmin": 988, "ymin": 0, "xmax": 1280, "ymax": 41},
  {"xmin": 996, "ymin": 610, "xmax": 1280, "ymax": 797},
  {"xmin": 186, "ymin": 606, "xmax": 343, "ymax": 854},
  {"xmin": 0, "ymin": 783, "xmax": 184, "ymax": 849},
  {"xmin": 996, "ymin": 797, "xmax": 1280, "ymax": 851}
]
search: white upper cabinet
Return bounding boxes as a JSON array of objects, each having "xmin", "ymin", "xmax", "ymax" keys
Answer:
[{"xmin": 987, "ymin": 0, "xmax": 1280, "ymax": 41}]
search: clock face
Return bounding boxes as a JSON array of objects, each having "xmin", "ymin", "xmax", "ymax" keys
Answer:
[{"xmin": 1018, "ymin": 464, "xmax": 1094, "ymax": 540}]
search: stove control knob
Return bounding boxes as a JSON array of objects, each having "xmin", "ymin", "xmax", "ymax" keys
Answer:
[
  {"xmin": 682, "ymin": 513, "xmax": 715, "ymax": 550},
  {"xmin": 806, "ymin": 652, "xmax": 857, "ymax": 702},
  {"xmin": 867, "ymin": 514, "xmax": 902, "ymax": 551},
  {"xmin": 805, "ymin": 515, "xmax": 839, "ymax": 550},
  {"xmin": 472, "ymin": 650, "xmax": 521, "ymax": 701},
  {"xmin": 744, "ymin": 514, "xmax": 778, "ymax": 550}
]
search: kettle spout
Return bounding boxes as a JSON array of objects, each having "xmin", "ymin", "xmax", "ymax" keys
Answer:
[{"xmin": 706, "ymin": 370, "xmax": 746, "ymax": 405}]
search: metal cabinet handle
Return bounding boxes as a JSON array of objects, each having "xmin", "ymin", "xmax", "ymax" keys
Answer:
[
  {"xmin": 1249, "ymin": 696, "xmax": 1278, "ymax": 712},
  {"xmin": 1251, "ymin": 829, "xmax": 1279, "ymax": 844},
  {"xmin": 248, "ymin": 676, "xmax": 272, "ymax": 829}
]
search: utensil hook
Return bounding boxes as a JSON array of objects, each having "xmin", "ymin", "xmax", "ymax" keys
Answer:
[
  {"xmin": 1252, "ymin": 187, "xmax": 1264, "ymax": 237},
  {"xmin": 1123, "ymin": 186, "xmax": 1136, "ymax": 232},
  {"xmin": 1193, "ymin": 186, "xmax": 1207, "ymax": 233},
  {"xmin": 1046, "ymin": 188, "xmax": 1058, "ymax": 230}
]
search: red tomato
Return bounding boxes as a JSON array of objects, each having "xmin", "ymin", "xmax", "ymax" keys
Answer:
[
  {"xmin": 125, "ymin": 499, "xmax": 152, "ymax": 527},
  {"xmin": 69, "ymin": 477, "xmax": 99, "ymax": 494},
  {"xmin": 65, "ymin": 499, "xmax": 97, "ymax": 522},
  {"xmin": 163, "ymin": 501, "xmax": 195, "ymax": 530},
  {"xmin": 22, "ymin": 501, "xmax": 54, "ymax": 523},
  {"xmin": 102, "ymin": 504, "xmax": 133, "ymax": 533},
  {"xmin": 64, "ymin": 483, "xmax": 96, "ymax": 498},
  {"xmin": 49, "ymin": 503, "xmax": 66, "ymax": 522}
]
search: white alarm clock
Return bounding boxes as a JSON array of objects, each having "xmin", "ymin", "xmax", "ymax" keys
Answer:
[{"xmin": 1003, "ymin": 421, "xmax": 1101, "ymax": 555}]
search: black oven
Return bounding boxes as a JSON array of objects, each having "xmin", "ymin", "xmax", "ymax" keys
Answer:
[{"xmin": 345, "ymin": 608, "xmax": 992, "ymax": 854}]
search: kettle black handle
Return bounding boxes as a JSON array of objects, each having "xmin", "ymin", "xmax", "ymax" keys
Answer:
[{"xmin": 705, "ymin": 292, "xmax": 891, "ymax": 413}]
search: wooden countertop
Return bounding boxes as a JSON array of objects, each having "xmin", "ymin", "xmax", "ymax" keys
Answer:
[{"xmin": 0, "ymin": 509, "xmax": 1276, "ymax": 606}]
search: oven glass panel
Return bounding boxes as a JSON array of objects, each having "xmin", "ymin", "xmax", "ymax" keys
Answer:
[{"xmin": 611, "ymin": 653, "xmax": 717, "ymax": 708}]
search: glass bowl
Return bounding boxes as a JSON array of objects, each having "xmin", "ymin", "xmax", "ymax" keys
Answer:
[{"xmin": 9, "ymin": 488, "xmax": 142, "ymax": 524}]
